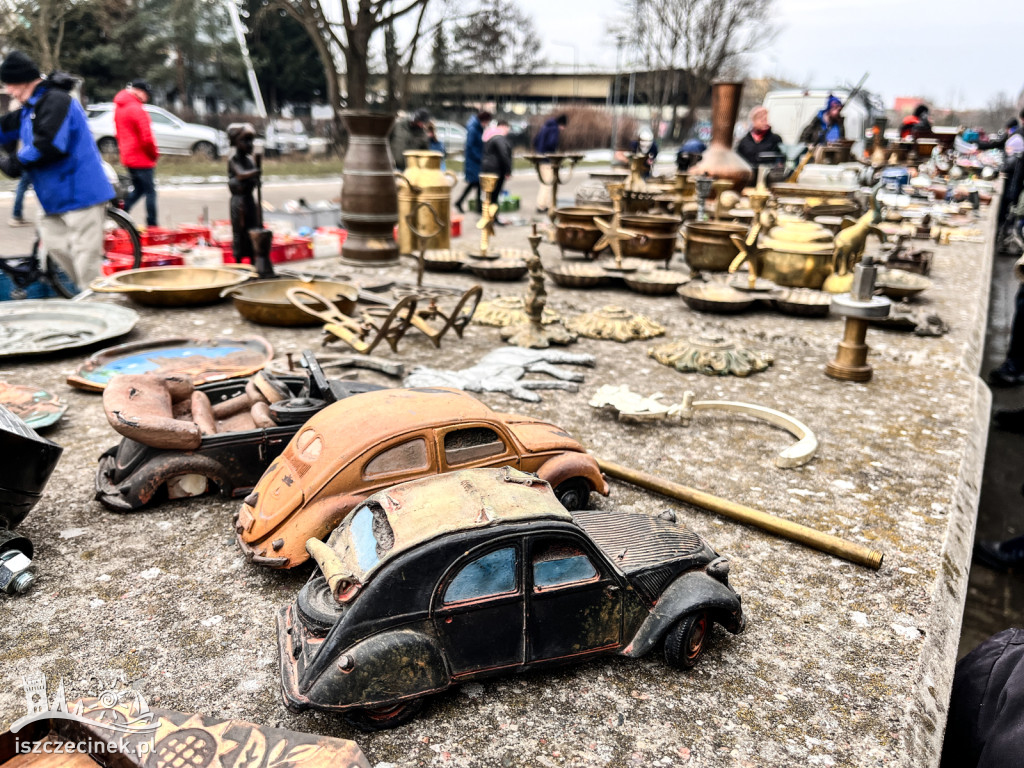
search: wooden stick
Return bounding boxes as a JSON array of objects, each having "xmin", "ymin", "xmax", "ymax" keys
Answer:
[{"xmin": 596, "ymin": 457, "xmax": 884, "ymax": 570}]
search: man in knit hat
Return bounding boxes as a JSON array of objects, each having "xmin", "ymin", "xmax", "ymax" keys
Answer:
[
  {"xmin": 799, "ymin": 94, "xmax": 846, "ymax": 147},
  {"xmin": 0, "ymin": 50, "xmax": 114, "ymax": 288}
]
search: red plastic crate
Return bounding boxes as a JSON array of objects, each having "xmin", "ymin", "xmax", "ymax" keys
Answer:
[
  {"xmin": 101, "ymin": 248, "xmax": 184, "ymax": 275},
  {"xmin": 104, "ymin": 230, "xmax": 137, "ymax": 255},
  {"xmin": 140, "ymin": 226, "xmax": 177, "ymax": 247},
  {"xmin": 215, "ymin": 236, "xmax": 313, "ymax": 265}
]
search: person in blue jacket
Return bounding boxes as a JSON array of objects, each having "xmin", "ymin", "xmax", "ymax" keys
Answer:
[
  {"xmin": 0, "ymin": 51, "xmax": 114, "ymax": 288},
  {"xmin": 454, "ymin": 110, "xmax": 492, "ymax": 214},
  {"xmin": 799, "ymin": 94, "xmax": 845, "ymax": 147}
]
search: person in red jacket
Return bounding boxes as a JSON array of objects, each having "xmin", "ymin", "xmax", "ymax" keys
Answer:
[{"xmin": 113, "ymin": 79, "xmax": 158, "ymax": 226}]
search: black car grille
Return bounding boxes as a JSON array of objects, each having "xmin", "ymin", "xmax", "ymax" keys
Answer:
[
  {"xmin": 630, "ymin": 565, "xmax": 677, "ymax": 597},
  {"xmin": 573, "ymin": 510, "xmax": 706, "ymax": 573}
]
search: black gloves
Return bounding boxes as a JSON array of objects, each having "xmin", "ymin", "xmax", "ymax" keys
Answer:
[{"xmin": 0, "ymin": 149, "xmax": 23, "ymax": 179}]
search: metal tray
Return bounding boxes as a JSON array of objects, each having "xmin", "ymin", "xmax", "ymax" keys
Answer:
[
  {"xmin": 0, "ymin": 382, "xmax": 68, "ymax": 429},
  {"xmin": 0, "ymin": 300, "xmax": 138, "ymax": 358},
  {"xmin": 67, "ymin": 335, "xmax": 274, "ymax": 392}
]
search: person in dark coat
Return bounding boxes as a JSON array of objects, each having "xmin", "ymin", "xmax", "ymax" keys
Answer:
[
  {"xmin": 481, "ymin": 121, "xmax": 513, "ymax": 224},
  {"xmin": 736, "ymin": 105, "xmax": 784, "ymax": 174},
  {"xmin": 799, "ymin": 94, "xmax": 845, "ymax": 146},
  {"xmin": 940, "ymin": 628, "xmax": 1024, "ymax": 768},
  {"xmin": 454, "ymin": 110, "xmax": 491, "ymax": 213},
  {"xmin": 390, "ymin": 108, "xmax": 430, "ymax": 172},
  {"xmin": 900, "ymin": 103, "xmax": 933, "ymax": 140},
  {"xmin": 532, "ymin": 113, "xmax": 567, "ymax": 212}
]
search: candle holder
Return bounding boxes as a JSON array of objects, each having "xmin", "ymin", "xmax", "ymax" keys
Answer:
[
  {"xmin": 476, "ymin": 173, "xmax": 500, "ymax": 258},
  {"xmin": 524, "ymin": 153, "xmax": 585, "ymax": 236},
  {"xmin": 501, "ymin": 226, "xmax": 577, "ymax": 348}
]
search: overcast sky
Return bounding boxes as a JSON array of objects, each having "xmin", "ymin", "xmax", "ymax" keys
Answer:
[{"xmin": 514, "ymin": 0, "xmax": 1023, "ymax": 110}]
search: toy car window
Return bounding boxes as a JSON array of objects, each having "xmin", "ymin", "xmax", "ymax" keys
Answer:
[
  {"xmin": 363, "ymin": 437, "xmax": 428, "ymax": 479},
  {"xmin": 444, "ymin": 547, "xmax": 518, "ymax": 604},
  {"xmin": 345, "ymin": 502, "xmax": 395, "ymax": 572},
  {"xmin": 532, "ymin": 543, "xmax": 598, "ymax": 590},
  {"xmin": 443, "ymin": 427, "xmax": 506, "ymax": 466}
]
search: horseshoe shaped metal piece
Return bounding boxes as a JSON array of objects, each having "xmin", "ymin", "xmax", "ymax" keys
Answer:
[
  {"xmin": 678, "ymin": 391, "xmax": 818, "ymax": 469},
  {"xmin": 589, "ymin": 385, "xmax": 818, "ymax": 468}
]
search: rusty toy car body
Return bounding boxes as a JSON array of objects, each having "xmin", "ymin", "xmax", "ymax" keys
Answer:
[
  {"xmin": 236, "ymin": 387, "xmax": 609, "ymax": 568},
  {"xmin": 277, "ymin": 467, "xmax": 745, "ymax": 730}
]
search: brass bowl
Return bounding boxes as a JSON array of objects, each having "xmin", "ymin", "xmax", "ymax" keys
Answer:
[
  {"xmin": 682, "ymin": 221, "xmax": 747, "ymax": 273},
  {"xmin": 875, "ymin": 268, "xmax": 932, "ymax": 299},
  {"xmin": 545, "ymin": 264, "xmax": 609, "ymax": 288},
  {"xmin": 678, "ymin": 281, "xmax": 755, "ymax": 314},
  {"xmin": 89, "ymin": 265, "xmax": 254, "ymax": 307},
  {"xmin": 465, "ymin": 259, "xmax": 528, "ymax": 281},
  {"xmin": 771, "ymin": 287, "xmax": 832, "ymax": 317},
  {"xmin": 423, "ymin": 249, "xmax": 466, "ymax": 272},
  {"xmin": 553, "ymin": 207, "xmax": 607, "ymax": 257},
  {"xmin": 623, "ymin": 269, "xmax": 691, "ymax": 296},
  {"xmin": 223, "ymin": 279, "xmax": 358, "ymax": 326},
  {"xmin": 622, "ymin": 214, "xmax": 683, "ymax": 263}
]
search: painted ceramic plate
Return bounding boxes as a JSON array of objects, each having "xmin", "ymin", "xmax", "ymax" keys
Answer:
[
  {"xmin": 0, "ymin": 300, "xmax": 138, "ymax": 358},
  {"xmin": 0, "ymin": 381, "xmax": 68, "ymax": 429},
  {"xmin": 67, "ymin": 336, "xmax": 274, "ymax": 392}
]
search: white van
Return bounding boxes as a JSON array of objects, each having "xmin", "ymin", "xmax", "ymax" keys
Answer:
[{"xmin": 762, "ymin": 89, "xmax": 868, "ymax": 155}]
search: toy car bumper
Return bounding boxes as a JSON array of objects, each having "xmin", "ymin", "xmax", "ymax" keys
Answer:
[
  {"xmin": 236, "ymin": 531, "xmax": 289, "ymax": 568},
  {"xmin": 277, "ymin": 605, "xmax": 311, "ymax": 713}
]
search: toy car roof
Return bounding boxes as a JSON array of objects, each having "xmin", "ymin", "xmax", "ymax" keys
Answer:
[
  {"xmin": 328, "ymin": 467, "xmax": 573, "ymax": 578},
  {"xmin": 306, "ymin": 387, "xmax": 508, "ymax": 443}
]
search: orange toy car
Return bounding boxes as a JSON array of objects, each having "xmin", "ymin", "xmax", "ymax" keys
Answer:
[{"xmin": 235, "ymin": 388, "xmax": 609, "ymax": 568}]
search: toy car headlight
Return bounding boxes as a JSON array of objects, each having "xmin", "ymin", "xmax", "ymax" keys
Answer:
[{"xmin": 295, "ymin": 428, "xmax": 322, "ymax": 462}]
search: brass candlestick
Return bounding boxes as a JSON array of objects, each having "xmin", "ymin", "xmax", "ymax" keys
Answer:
[
  {"xmin": 501, "ymin": 225, "xmax": 576, "ymax": 348},
  {"xmin": 826, "ymin": 256, "xmax": 891, "ymax": 382},
  {"xmin": 477, "ymin": 173, "xmax": 499, "ymax": 257}
]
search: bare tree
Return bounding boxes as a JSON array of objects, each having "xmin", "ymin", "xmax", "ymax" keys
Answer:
[
  {"xmin": 451, "ymin": 0, "xmax": 543, "ymax": 103},
  {"xmin": 626, "ymin": 0, "xmax": 776, "ymax": 140},
  {"xmin": 0, "ymin": 0, "xmax": 73, "ymax": 72},
  {"xmin": 268, "ymin": 0, "xmax": 430, "ymax": 112}
]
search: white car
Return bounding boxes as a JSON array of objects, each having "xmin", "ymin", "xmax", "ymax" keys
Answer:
[
  {"xmin": 86, "ymin": 103, "xmax": 230, "ymax": 160},
  {"xmin": 264, "ymin": 118, "xmax": 310, "ymax": 155}
]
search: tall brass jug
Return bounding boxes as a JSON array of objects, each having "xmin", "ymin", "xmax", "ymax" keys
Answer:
[{"xmin": 397, "ymin": 151, "xmax": 457, "ymax": 254}]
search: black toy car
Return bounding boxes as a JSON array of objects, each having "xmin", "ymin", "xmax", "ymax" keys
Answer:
[
  {"xmin": 278, "ymin": 467, "xmax": 745, "ymax": 730},
  {"xmin": 96, "ymin": 352, "xmax": 382, "ymax": 511}
]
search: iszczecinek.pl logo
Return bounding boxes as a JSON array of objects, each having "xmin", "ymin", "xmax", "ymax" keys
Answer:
[{"xmin": 10, "ymin": 671, "xmax": 157, "ymax": 750}]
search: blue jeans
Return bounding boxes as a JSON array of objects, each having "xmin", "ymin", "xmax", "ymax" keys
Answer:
[
  {"xmin": 12, "ymin": 175, "xmax": 30, "ymax": 219},
  {"xmin": 125, "ymin": 167, "xmax": 157, "ymax": 226}
]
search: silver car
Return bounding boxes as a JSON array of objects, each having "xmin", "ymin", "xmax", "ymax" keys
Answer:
[{"xmin": 86, "ymin": 103, "xmax": 230, "ymax": 160}]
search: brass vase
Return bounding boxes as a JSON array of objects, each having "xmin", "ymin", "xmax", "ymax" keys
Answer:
[
  {"xmin": 689, "ymin": 82, "xmax": 752, "ymax": 192},
  {"xmin": 340, "ymin": 111, "xmax": 399, "ymax": 266}
]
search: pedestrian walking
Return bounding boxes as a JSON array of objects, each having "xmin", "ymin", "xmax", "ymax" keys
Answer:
[
  {"xmin": 454, "ymin": 110, "xmax": 492, "ymax": 214},
  {"xmin": 114, "ymin": 79, "xmax": 159, "ymax": 227}
]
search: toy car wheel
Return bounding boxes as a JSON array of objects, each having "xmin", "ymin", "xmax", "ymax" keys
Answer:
[
  {"xmin": 663, "ymin": 610, "xmax": 710, "ymax": 670},
  {"xmin": 296, "ymin": 575, "xmax": 339, "ymax": 635},
  {"xmin": 343, "ymin": 698, "xmax": 425, "ymax": 732},
  {"xmin": 554, "ymin": 478, "xmax": 590, "ymax": 512}
]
